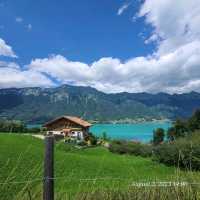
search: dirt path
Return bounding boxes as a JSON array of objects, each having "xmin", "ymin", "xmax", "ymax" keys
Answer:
[{"xmin": 32, "ymin": 134, "xmax": 45, "ymax": 140}]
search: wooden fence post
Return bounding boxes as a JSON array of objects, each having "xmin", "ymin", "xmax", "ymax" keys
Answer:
[{"xmin": 43, "ymin": 136, "xmax": 54, "ymax": 200}]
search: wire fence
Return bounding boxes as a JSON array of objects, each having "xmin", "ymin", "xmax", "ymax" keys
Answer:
[{"xmin": 1, "ymin": 176, "xmax": 200, "ymax": 186}]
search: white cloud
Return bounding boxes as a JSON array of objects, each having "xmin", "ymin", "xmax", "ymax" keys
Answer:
[
  {"xmin": 117, "ymin": 2, "xmax": 131, "ymax": 15},
  {"xmin": 27, "ymin": 40, "xmax": 200, "ymax": 94},
  {"xmin": 139, "ymin": 0, "xmax": 200, "ymax": 55},
  {"xmin": 26, "ymin": 24, "xmax": 32, "ymax": 31},
  {"xmin": 144, "ymin": 33, "xmax": 159, "ymax": 44},
  {"xmin": 0, "ymin": 61, "xmax": 20, "ymax": 69},
  {"xmin": 15, "ymin": 17, "xmax": 23, "ymax": 23},
  {"xmin": 1, "ymin": 41, "xmax": 200, "ymax": 93},
  {"xmin": 0, "ymin": 38, "xmax": 17, "ymax": 58},
  {"xmin": 0, "ymin": 61, "xmax": 55, "ymax": 89},
  {"xmin": 28, "ymin": 55, "xmax": 92, "ymax": 83}
]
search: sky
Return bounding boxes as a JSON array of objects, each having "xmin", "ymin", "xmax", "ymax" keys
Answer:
[{"xmin": 0, "ymin": 0, "xmax": 200, "ymax": 94}]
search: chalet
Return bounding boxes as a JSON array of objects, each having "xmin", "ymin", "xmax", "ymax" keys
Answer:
[{"xmin": 44, "ymin": 116, "xmax": 92, "ymax": 140}]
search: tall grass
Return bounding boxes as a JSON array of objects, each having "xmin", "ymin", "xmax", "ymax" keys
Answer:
[
  {"xmin": 73, "ymin": 185, "xmax": 200, "ymax": 200},
  {"xmin": 0, "ymin": 134, "xmax": 200, "ymax": 199},
  {"xmin": 11, "ymin": 181, "xmax": 200, "ymax": 200}
]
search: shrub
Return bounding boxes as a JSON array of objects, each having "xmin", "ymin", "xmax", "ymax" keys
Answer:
[
  {"xmin": 153, "ymin": 132, "xmax": 200, "ymax": 170},
  {"xmin": 187, "ymin": 109, "xmax": 200, "ymax": 131},
  {"xmin": 26, "ymin": 127, "xmax": 41, "ymax": 133},
  {"xmin": 0, "ymin": 120, "xmax": 26, "ymax": 133},
  {"xmin": 109, "ymin": 140, "xmax": 153, "ymax": 157},
  {"xmin": 138, "ymin": 144, "xmax": 154, "ymax": 157},
  {"xmin": 108, "ymin": 140, "xmax": 126, "ymax": 154},
  {"xmin": 166, "ymin": 109, "xmax": 200, "ymax": 142},
  {"xmin": 77, "ymin": 140, "xmax": 87, "ymax": 146},
  {"xmin": 85, "ymin": 132, "xmax": 97, "ymax": 145},
  {"xmin": 0, "ymin": 119, "xmax": 42, "ymax": 133}
]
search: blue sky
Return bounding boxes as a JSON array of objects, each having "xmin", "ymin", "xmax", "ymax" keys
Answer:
[
  {"xmin": 0, "ymin": 0, "xmax": 154, "ymax": 64},
  {"xmin": 0, "ymin": 0, "xmax": 200, "ymax": 94}
]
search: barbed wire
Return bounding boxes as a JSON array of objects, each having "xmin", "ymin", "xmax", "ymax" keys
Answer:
[
  {"xmin": 1, "ymin": 176, "xmax": 200, "ymax": 186},
  {"xmin": 0, "ymin": 178, "xmax": 42, "ymax": 185}
]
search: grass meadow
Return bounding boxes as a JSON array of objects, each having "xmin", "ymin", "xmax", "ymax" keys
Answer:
[{"xmin": 0, "ymin": 133, "xmax": 200, "ymax": 199}]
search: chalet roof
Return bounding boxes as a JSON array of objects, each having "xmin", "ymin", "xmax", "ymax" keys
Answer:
[{"xmin": 44, "ymin": 116, "xmax": 92, "ymax": 128}]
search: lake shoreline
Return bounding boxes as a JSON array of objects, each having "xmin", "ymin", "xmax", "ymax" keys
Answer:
[{"xmin": 90, "ymin": 119, "xmax": 172, "ymax": 125}]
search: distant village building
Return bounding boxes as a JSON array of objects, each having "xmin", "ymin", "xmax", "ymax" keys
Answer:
[{"xmin": 44, "ymin": 116, "xmax": 92, "ymax": 140}]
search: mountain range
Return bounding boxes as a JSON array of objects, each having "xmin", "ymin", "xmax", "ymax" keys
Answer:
[{"xmin": 0, "ymin": 85, "xmax": 200, "ymax": 124}]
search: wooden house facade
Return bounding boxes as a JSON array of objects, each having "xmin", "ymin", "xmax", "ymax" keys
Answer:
[{"xmin": 44, "ymin": 116, "xmax": 92, "ymax": 140}]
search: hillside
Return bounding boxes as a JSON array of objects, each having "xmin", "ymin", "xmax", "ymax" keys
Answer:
[
  {"xmin": 0, "ymin": 85, "xmax": 200, "ymax": 123},
  {"xmin": 1, "ymin": 134, "xmax": 199, "ymax": 199}
]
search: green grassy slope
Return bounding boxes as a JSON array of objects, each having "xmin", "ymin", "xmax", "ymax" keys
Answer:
[{"xmin": 0, "ymin": 134, "xmax": 200, "ymax": 199}]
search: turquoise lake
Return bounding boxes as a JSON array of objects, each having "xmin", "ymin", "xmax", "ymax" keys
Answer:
[{"xmin": 90, "ymin": 122, "xmax": 171, "ymax": 142}]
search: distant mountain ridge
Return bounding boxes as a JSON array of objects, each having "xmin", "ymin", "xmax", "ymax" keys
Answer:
[{"xmin": 0, "ymin": 85, "xmax": 200, "ymax": 124}]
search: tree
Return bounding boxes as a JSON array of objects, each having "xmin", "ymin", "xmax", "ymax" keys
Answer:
[
  {"xmin": 153, "ymin": 128, "xmax": 165, "ymax": 145},
  {"xmin": 187, "ymin": 109, "xmax": 200, "ymax": 131},
  {"xmin": 102, "ymin": 132, "xmax": 108, "ymax": 141},
  {"xmin": 0, "ymin": 119, "xmax": 40, "ymax": 133},
  {"xmin": 167, "ymin": 127, "xmax": 176, "ymax": 141},
  {"xmin": 173, "ymin": 119, "xmax": 188, "ymax": 138}
]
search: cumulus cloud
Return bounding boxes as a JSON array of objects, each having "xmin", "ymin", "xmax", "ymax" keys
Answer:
[
  {"xmin": 144, "ymin": 33, "xmax": 159, "ymax": 44},
  {"xmin": 117, "ymin": 2, "xmax": 131, "ymax": 15},
  {"xmin": 0, "ymin": 38, "xmax": 17, "ymax": 58},
  {"xmin": 0, "ymin": 61, "xmax": 55, "ymax": 89},
  {"xmin": 27, "ymin": 40, "xmax": 200, "ymax": 94},
  {"xmin": 0, "ymin": 61, "xmax": 20, "ymax": 69},
  {"xmin": 0, "ymin": 39, "xmax": 54, "ymax": 89},
  {"xmin": 139, "ymin": 0, "xmax": 200, "ymax": 55}
]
